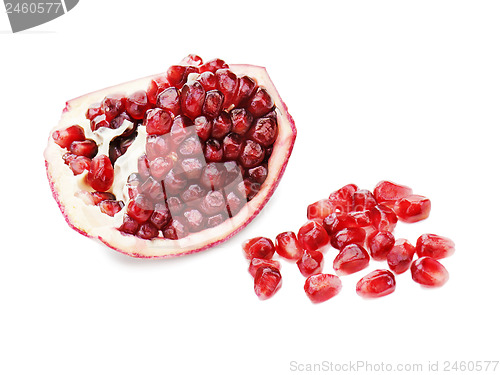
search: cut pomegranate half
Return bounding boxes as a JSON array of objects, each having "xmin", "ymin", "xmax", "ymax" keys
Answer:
[{"xmin": 45, "ymin": 56, "xmax": 296, "ymax": 258}]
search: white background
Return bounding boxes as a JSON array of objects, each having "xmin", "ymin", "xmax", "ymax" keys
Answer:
[{"xmin": 1, "ymin": 1, "xmax": 499, "ymax": 374}]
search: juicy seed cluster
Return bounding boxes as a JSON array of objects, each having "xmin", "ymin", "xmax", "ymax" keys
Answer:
[{"xmin": 242, "ymin": 180, "xmax": 455, "ymax": 302}]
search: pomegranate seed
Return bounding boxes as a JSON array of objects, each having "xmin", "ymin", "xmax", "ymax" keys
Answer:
[
  {"xmin": 149, "ymin": 157, "xmax": 173, "ymax": 180},
  {"xmin": 136, "ymin": 222, "xmax": 160, "ymax": 240},
  {"xmin": 62, "ymin": 152, "xmax": 77, "ymax": 165},
  {"xmin": 90, "ymin": 191, "xmax": 116, "ymax": 205},
  {"xmin": 247, "ymin": 165, "xmax": 268, "ymax": 184},
  {"xmin": 222, "ymin": 133, "xmax": 244, "ymax": 160},
  {"xmin": 200, "ymin": 191, "xmax": 225, "ymax": 215},
  {"xmin": 366, "ymin": 231, "xmax": 395, "ymax": 261},
  {"xmin": 170, "ymin": 116, "xmax": 191, "ymax": 145},
  {"xmin": 226, "ymin": 190, "xmax": 245, "ymax": 217},
  {"xmin": 297, "ymin": 250, "xmax": 324, "ymax": 277},
  {"xmin": 416, "ymin": 234, "xmax": 455, "ymax": 259},
  {"xmin": 199, "ymin": 58, "xmax": 229, "ymax": 73},
  {"xmin": 52, "ymin": 125, "xmax": 86, "ymax": 149},
  {"xmin": 234, "ymin": 75, "xmax": 257, "ymax": 107},
  {"xmin": 85, "ymin": 103, "xmax": 102, "ymax": 121},
  {"xmin": 127, "ymin": 195, "xmax": 154, "ymax": 223},
  {"xmin": 331, "ymin": 227, "xmax": 366, "ymax": 250},
  {"xmin": 137, "ymin": 154, "xmax": 151, "ymax": 179},
  {"xmin": 356, "ymin": 269, "xmax": 396, "ymax": 298},
  {"xmin": 157, "ymin": 87, "xmax": 181, "ymax": 116},
  {"xmin": 150, "ymin": 203, "xmax": 172, "ymax": 229},
  {"xmin": 254, "ymin": 266, "xmax": 282, "ymax": 300},
  {"xmin": 90, "ymin": 114, "xmax": 110, "ymax": 131},
  {"xmin": 329, "ymin": 184, "xmax": 358, "ymax": 214},
  {"xmin": 166, "ymin": 196, "xmax": 183, "ymax": 215},
  {"xmin": 69, "ymin": 139, "xmax": 98, "ymax": 158},
  {"xmin": 180, "ymin": 81, "xmax": 205, "ymax": 119},
  {"xmin": 183, "ymin": 209, "xmax": 206, "ymax": 231},
  {"xmin": 180, "ymin": 184, "xmax": 205, "ymax": 205},
  {"xmin": 275, "ymin": 231, "xmax": 304, "ymax": 260},
  {"xmin": 333, "ymin": 244, "xmax": 370, "ymax": 276},
  {"xmin": 411, "ymin": 257, "xmax": 449, "ymax": 287},
  {"xmin": 125, "ymin": 90, "xmax": 149, "ymax": 120},
  {"xmin": 211, "ymin": 111, "xmax": 232, "ymax": 139},
  {"xmin": 374, "ymin": 180, "xmax": 413, "ymax": 207},
  {"xmin": 69, "ymin": 156, "xmax": 91, "ymax": 175},
  {"xmin": 247, "ymin": 117, "xmax": 278, "ymax": 147},
  {"xmin": 347, "ymin": 210, "xmax": 373, "ymax": 227},
  {"xmin": 323, "ymin": 213, "xmax": 357, "ymax": 235},
  {"xmin": 215, "ymin": 69, "xmax": 238, "ymax": 108},
  {"xmin": 197, "ymin": 71, "xmax": 217, "ymax": 91},
  {"xmin": 307, "ymin": 199, "xmax": 336, "ymax": 221},
  {"xmin": 146, "ymin": 75, "xmax": 170, "ymax": 104},
  {"xmin": 101, "ymin": 95, "xmax": 125, "ymax": 120},
  {"xmin": 224, "ymin": 160, "xmax": 243, "ymax": 183},
  {"xmin": 109, "ymin": 112, "xmax": 133, "ymax": 130},
  {"xmin": 144, "ymin": 108, "xmax": 173, "ymax": 136},
  {"xmin": 98, "ymin": 200, "xmax": 124, "ymax": 217},
  {"xmin": 202, "ymin": 90, "xmax": 224, "ymax": 119},
  {"xmin": 239, "ymin": 140, "xmax": 265, "ymax": 169},
  {"xmin": 242, "ymin": 237, "xmax": 275, "ymax": 260},
  {"xmin": 139, "ymin": 176, "xmax": 164, "ymax": 201},
  {"xmin": 178, "ymin": 135, "xmax": 203, "ymax": 158},
  {"xmin": 304, "ymin": 274, "xmax": 342, "ymax": 303},
  {"xmin": 249, "ymin": 258, "xmax": 281, "ymax": 278},
  {"xmin": 162, "ymin": 219, "xmax": 189, "ymax": 240},
  {"xmin": 394, "ymin": 195, "xmax": 431, "ymax": 223},
  {"xmin": 370, "ymin": 204, "xmax": 398, "ymax": 232},
  {"xmin": 181, "ymin": 155, "xmax": 204, "ymax": 179},
  {"xmin": 200, "ymin": 163, "xmax": 227, "ymax": 190},
  {"xmin": 87, "ymin": 155, "xmax": 114, "ymax": 191},
  {"xmin": 163, "ymin": 168, "xmax": 188, "ymax": 195},
  {"xmin": 180, "ymin": 54, "xmax": 203, "ymax": 66},
  {"xmin": 167, "ymin": 65, "xmax": 195, "ymax": 89},
  {"xmin": 387, "ymin": 239, "xmax": 416, "ymax": 274},
  {"xmin": 247, "ymin": 87, "xmax": 274, "ymax": 117},
  {"xmin": 298, "ymin": 221, "xmax": 330, "ymax": 252},
  {"xmin": 204, "ymin": 139, "xmax": 224, "ymax": 162},
  {"xmin": 118, "ymin": 215, "xmax": 139, "ymax": 235},
  {"xmin": 194, "ymin": 116, "xmax": 212, "ymax": 141},
  {"xmin": 230, "ymin": 108, "xmax": 253, "ymax": 135},
  {"xmin": 145, "ymin": 135, "xmax": 170, "ymax": 161},
  {"xmin": 352, "ymin": 189, "xmax": 377, "ymax": 212}
]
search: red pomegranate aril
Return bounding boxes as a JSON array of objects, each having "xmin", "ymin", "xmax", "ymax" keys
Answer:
[
  {"xmin": 394, "ymin": 195, "xmax": 431, "ymax": 223},
  {"xmin": 371, "ymin": 204, "xmax": 398, "ymax": 232},
  {"xmin": 200, "ymin": 163, "xmax": 227, "ymax": 190},
  {"xmin": 90, "ymin": 114, "xmax": 110, "ymax": 131},
  {"xmin": 145, "ymin": 108, "xmax": 173, "ymax": 136},
  {"xmin": 247, "ymin": 87, "xmax": 274, "ymax": 117},
  {"xmin": 179, "ymin": 135, "xmax": 203, "ymax": 158},
  {"xmin": 234, "ymin": 75, "xmax": 257, "ymax": 107},
  {"xmin": 329, "ymin": 184, "xmax": 358, "ymax": 214},
  {"xmin": 356, "ymin": 269, "xmax": 396, "ymax": 298},
  {"xmin": 352, "ymin": 189, "xmax": 378, "ymax": 212},
  {"xmin": 167, "ymin": 65, "xmax": 195, "ymax": 89},
  {"xmin": 194, "ymin": 116, "xmax": 212, "ymax": 141},
  {"xmin": 215, "ymin": 69, "xmax": 238, "ymax": 108},
  {"xmin": 374, "ymin": 180, "xmax": 413, "ymax": 207},
  {"xmin": 69, "ymin": 139, "xmax": 98, "ymax": 158},
  {"xmin": 197, "ymin": 71, "xmax": 217, "ymax": 91},
  {"xmin": 242, "ymin": 237, "xmax": 275, "ymax": 260},
  {"xmin": 180, "ymin": 54, "xmax": 203, "ymax": 66},
  {"xmin": 149, "ymin": 157, "xmax": 173, "ymax": 180},
  {"xmin": 90, "ymin": 191, "xmax": 116, "ymax": 205},
  {"xmin": 181, "ymin": 184, "xmax": 205, "ymax": 205},
  {"xmin": 166, "ymin": 196, "xmax": 182, "ymax": 215},
  {"xmin": 224, "ymin": 160, "xmax": 243, "ymax": 183},
  {"xmin": 157, "ymin": 87, "xmax": 181, "ymax": 116},
  {"xmin": 170, "ymin": 116, "xmax": 191, "ymax": 146},
  {"xmin": 307, "ymin": 199, "xmax": 336, "ymax": 221},
  {"xmin": 87, "ymin": 155, "xmax": 114, "ymax": 191},
  {"xmin": 230, "ymin": 108, "xmax": 253, "ymax": 135},
  {"xmin": 118, "ymin": 215, "xmax": 139, "ymax": 235},
  {"xmin": 183, "ymin": 209, "xmax": 206, "ymax": 231},
  {"xmin": 226, "ymin": 190, "xmax": 244, "ymax": 217},
  {"xmin": 275, "ymin": 231, "xmax": 304, "ymax": 260},
  {"xmin": 137, "ymin": 154, "xmax": 151, "ymax": 179},
  {"xmin": 298, "ymin": 221, "xmax": 330, "ymax": 252},
  {"xmin": 109, "ymin": 112, "xmax": 133, "ymax": 131},
  {"xmin": 387, "ymin": 239, "xmax": 416, "ymax": 274},
  {"xmin": 146, "ymin": 75, "xmax": 170, "ymax": 104},
  {"xmin": 416, "ymin": 234, "xmax": 455, "ymax": 259},
  {"xmin": 411, "ymin": 257, "xmax": 449, "ymax": 287},
  {"xmin": 98, "ymin": 200, "xmax": 124, "ymax": 217},
  {"xmin": 239, "ymin": 140, "xmax": 265, "ymax": 169},
  {"xmin": 101, "ymin": 95, "xmax": 125, "ymax": 120},
  {"xmin": 211, "ymin": 111, "xmax": 232, "ymax": 139},
  {"xmin": 162, "ymin": 219, "xmax": 189, "ymax": 240},
  {"xmin": 136, "ymin": 222, "xmax": 160, "ymax": 240},
  {"xmin": 207, "ymin": 214, "xmax": 226, "ymax": 228},
  {"xmin": 222, "ymin": 133, "xmax": 244, "ymax": 160},
  {"xmin": 347, "ymin": 210, "xmax": 373, "ymax": 227},
  {"xmin": 297, "ymin": 250, "xmax": 324, "ymax": 277},
  {"xmin": 333, "ymin": 244, "xmax": 370, "ymax": 276},
  {"xmin": 52, "ymin": 125, "xmax": 86, "ymax": 149},
  {"xmin": 125, "ymin": 90, "xmax": 149, "ymax": 120},
  {"xmin": 367, "ymin": 231, "xmax": 395, "ymax": 261},
  {"xmin": 202, "ymin": 90, "xmax": 224, "ymax": 119},
  {"xmin": 204, "ymin": 139, "xmax": 224, "ymax": 162},
  {"xmin": 180, "ymin": 81, "xmax": 205, "ymax": 119},
  {"xmin": 181, "ymin": 156, "xmax": 204, "ymax": 179},
  {"xmin": 304, "ymin": 274, "xmax": 342, "ymax": 303},
  {"xmin": 200, "ymin": 190, "xmax": 225, "ymax": 215},
  {"xmin": 331, "ymin": 227, "xmax": 366, "ymax": 250},
  {"xmin": 323, "ymin": 213, "xmax": 357, "ymax": 235},
  {"xmin": 254, "ymin": 266, "xmax": 282, "ymax": 300},
  {"xmin": 62, "ymin": 152, "xmax": 77, "ymax": 165},
  {"xmin": 127, "ymin": 194, "xmax": 153, "ymax": 223},
  {"xmin": 248, "ymin": 117, "xmax": 278, "ymax": 147},
  {"xmin": 150, "ymin": 203, "xmax": 172, "ymax": 229},
  {"xmin": 163, "ymin": 168, "xmax": 188, "ymax": 195},
  {"xmin": 69, "ymin": 156, "xmax": 91, "ymax": 175},
  {"xmin": 247, "ymin": 165, "xmax": 268, "ymax": 184},
  {"xmin": 139, "ymin": 176, "xmax": 164, "ymax": 201},
  {"xmin": 249, "ymin": 258, "xmax": 281, "ymax": 278},
  {"xmin": 85, "ymin": 103, "xmax": 102, "ymax": 121},
  {"xmin": 199, "ymin": 58, "xmax": 229, "ymax": 73}
]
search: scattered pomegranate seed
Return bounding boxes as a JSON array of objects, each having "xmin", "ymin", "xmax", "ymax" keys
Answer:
[
  {"xmin": 242, "ymin": 237, "xmax": 275, "ymax": 260},
  {"xmin": 323, "ymin": 213, "xmax": 357, "ymax": 235},
  {"xmin": 68, "ymin": 156, "xmax": 91, "ymax": 175},
  {"xmin": 387, "ymin": 239, "xmax": 416, "ymax": 274},
  {"xmin": 304, "ymin": 274, "xmax": 342, "ymax": 303},
  {"xmin": 330, "ymin": 227, "xmax": 366, "ymax": 250},
  {"xmin": 366, "ymin": 231, "xmax": 395, "ymax": 261},
  {"xmin": 352, "ymin": 189, "xmax": 378, "ymax": 212},
  {"xmin": 249, "ymin": 258, "xmax": 281, "ymax": 278},
  {"xmin": 87, "ymin": 155, "xmax": 114, "ymax": 191},
  {"xmin": 370, "ymin": 204, "xmax": 398, "ymax": 232},
  {"xmin": 297, "ymin": 221, "xmax": 330, "ymax": 252},
  {"xmin": 296, "ymin": 250, "xmax": 324, "ymax": 277},
  {"xmin": 69, "ymin": 139, "xmax": 98, "ymax": 158},
  {"xmin": 98, "ymin": 200, "xmax": 124, "ymax": 217},
  {"xmin": 416, "ymin": 234, "xmax": 455, "ymax": 259},
  {"xmin": 275, "ymin": 231, "xmax": 304, "ymax": 260},
  {"xmin": 394, "ymin": 194, "xmax": 431, "ymax": 223},
  {"xmin": 373, "ymin": 180, "xmax": 413, "ymax": 207},
  {"xmin": 254, "ymin": 266, "xmax": 282, "ymax": 300},
  {"xmin": 329, "ymin": 184, "xmax": 357, "ymax": 213},
  {"xmin": 356, "ymin": 269, "xmax": 396, "ymax": 298},
  {"xmin": 52, "ymin": 125, "xmax": 86, "ymax": 149},
  {"xmin": 333, "ymin": 244, "xmax": 370, "ymax": 276},
  {"xmin": 307, "ymin": 199, "xmax": 336, "ymax": 221},
  {"xmin": 411, "ymin": 257, "xmax": 449, "ymax": 287}
]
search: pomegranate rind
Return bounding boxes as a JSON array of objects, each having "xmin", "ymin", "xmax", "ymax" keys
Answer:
[{"xmin": 45, "ymin": 64, "xmax": 296, "ymax": 258}]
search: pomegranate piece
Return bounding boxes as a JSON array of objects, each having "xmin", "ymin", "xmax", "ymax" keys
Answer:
[
  {"xmin": 247, "ymin": 87, "xmax": 274, "ymax": 117},
  {"xmin": 387, "ymin": 239, "xmax": 416, "ymax": 274},
  {"xmin": 329, "ymin": 183, "xmax": 357, "ymax": 214},
  {"xmin": 239, "ymin": 140, "xmax": 265, "ymax": 168},
  {"xmin": 248, "ymin": 258, "xmax": 281, "ymax": 278},
  {"xmin": 307, "ymin": 199, "xmax": 336, "ymax": 221},
  {"xmin": 230, "ymin": 108, "xmax": 253, "ymax": 135},
  {"xmin": 180, "ymin": 81, "xmax": 205, "ymax": 119},
  {"xmin": 254, "ymin": 266, "xmax": 282, "ymax": 300},
  {"xmin": 297, "ymin": 250, "xmax": 324, "ymax": 277},
  {"xmin": 366, "ymin": 231, "xmax": 395, "ymax": 261},
  {"xmin": 352, "ymin": 189, "xmax": 377, "ymax": 212},
  {"xmin": 69, "ymin": 139, "xmax": 98, "ymax": 158},
  {"xmin": 202, "ymin": 90, "xmax": 224, "ymax": 119},
  {"xmin": 145, "ymin": 108, "xmax": 173, "ymax": 136},
  {"xmin": 297, "ymin": 221, "xmax": 330, "ymax": 252},
  {"xmin": 68, "ymin": 156, "xmax": 91, "ymax": 175},
  {"xmin": 125, "ymin": 90, "xmax": 149, "ymax": 120},
  {"xmin": 146, "ymin": 75, "xmax": 170, "ymax": 104},
  {"xmin": 87, "ymin": 155, "xmax": 114, "ymax": 191},
  {"xmin": 211, "ymin": 112, "xmax": 232, "ymax": 139},
  {"xmin": 136, "ymin": 222, "xmax": 160, "ymax": 240},
  {"xmin": 157, "ymin": 87, "xmax": 181, "ymax": 116},
  {"xmin": 416, "ymin": 234, "xmax": 455, "ymax": 259},
  {"xmin": 98, "ymin": 200, "xmax": 124, "ymax": 217},
  {"xmin": 333, "ymin": 244, "xmax": 370, "ymax": 276},
  {"xmin": 394, "ymin": 195, "xmax": 431, "ymax": 223},
  {"xmin": 127, "ymin": 194, "xmax": 153, "ymax": 223},
  {"xmin": 199, "ymin": 58, "xmax": 229, "ymax": 73},
  {"xmin": 304, "ymin": 274, "xmax": 342, "ymax": 303},
  {"xmin": 331, "ymin": 227, "xmax": 366, "ymax": 250},
  {"xmin": 52, "ymin": 125, "xmax": 86, "ymax": 149},
  {"xmin": 216, "ymin": 69, "xmax": 239, "ymax": 108},
  {"xmin": 370, "ymin": 204, "xmax": 398, "ymax": 232},
  {"xmin": 323, "ymin": 213, "xmax": 357, "ymax": 235},
  {"xmin": 242, "ymin": 237, "xmax": 275, "ymax": 260},
  {"xmin": 234, "ymin": 75, "xmax": 257, "ymax": 107},
  {"xmin": 197, "ymin": 71, "xmax": 217, "ymax": 91},
  {"xmin": 275, "ymin": 231, "xmax": 304, "ymax": 260},
  {"xmin": 411, "ymin": 257, "xmax": 449, "ymax": 287},
  {"xmin": 356, "ymin": 269, "xmax": 396, "ymax": 298},
  {"xmin": 373, "ymin": 180, "xmax": 413, "ymax": 207},
  {"xmin": 194, "ymin": 116, "xmax": 212, "ymax": 141}
]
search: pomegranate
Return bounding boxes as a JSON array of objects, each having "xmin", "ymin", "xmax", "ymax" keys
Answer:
[
  {"xmin": 254, "ymin": 266, "xmax": 282, "ymax": 300},
  {"xmin": 411, "ymin": 257, "xmax": 449, "ymax": 287},
  {"xmin": 415, "ymin": 234, "xmax": 455, "ymax": 259},
  {"xmin": 304, "ymin": 274, "xmax": 342, "ymax": 303},
  {"xmin": 393, "ymin": 194, "xmax": 431, "ymax": 223},
  {"xmin": 386, "ymin": 238, "xmax": 416, "ymax": 274},
  {"xmin": 356, "ymin": 269, "xmax": 396, "ymax": 298},
  {"xmin": 333, "ymin": 244, "xmax": 370, "ymax": 276},
  {"xmin": 45, "ymin": 55, "xmax": 296, "ymax": 258}
]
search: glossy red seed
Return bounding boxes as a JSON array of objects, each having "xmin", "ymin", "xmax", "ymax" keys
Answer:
[
  {"xmin": 85, "ymin": 103, "xmax": 102, "ymax": 121},
  {"xmin": 180, "ymin": 81, "xmax": 205, "ymax": 119},
  {"xmin": 199, "ymin": 58, "xmax": 229, "ymax": 74},
  {"xmin": 230, "ymin": 108, "xmax": 253, "ymax": 135},
  {"xmin": 90, "ymin": 114, "xmax": 110, "ymax": 131},
  {"xmin": 162, "ymin": 219, "xmax": 189, "ymax": 240},
  {"xmin": 329, "ymin": 184, "xmax": 358, "ymax": 214},
  {"xmin": 199, "ymin": 191, "xmax": 225, "ymax": 215},
  {"xmin": 331, "ymin": 227, "xmax": 366, "ymax": 250},
  {"xmin": 356, "ymin": 269, "xmax": 396, "ymax": 298},
  {"xmin": 307, "ymin": 199, "xmax": 336, "ymax": 221},
  {"xmin": 242, "ymin": 237, "xmax": 275, "ymax": 260},
  {"xmin": 333, "ymin": 244, "xmax": 370, "ymax": 276},
  {"xmin": 323, "ymin": 213, "xmax": 357, "ymax": 235},
  {"xmin": 374, "ymin": 180, "xmax": 413, "ymax": 207},
  {"xmin": 68, "ymin": 156, "xmax": 91, "ymax": 175},
  {"xmin": 87, "ymin": 155, "xmax": 114, "ymax": 191},
  {"xmin": 136, "ymin": 221, "xmax": 160, "ymax": 240},
  {"xmin": 101, "ymin": 95, "xmax": 125, "ymax": 120},
  {"xmin": 247, "ymin": 165, "xmax": 268, "ymax": 184},
  {"xmin": 127, "ymin": 194, "xmax": 153, "ymax": 223},
  {"xmin": 411, "ymin": 257, "xmax": 449, "ymax": 287},
  {"xmin": 179, "ymin": 54, "xmax": 203, "ymax": 66},
  {"xmin": 239, "ymin": 139, "xmax": 265, "ymax": 169},
  {"xmin": 163, "ymin": 168, "xmax": 188, "ymax": 195},
  {"xmin": 145, "ymin": 135, "xmax": 170, "ymax": 160},
  {"xmin": 352, "ymin": 189, "xmax": 378, "ymax": 212},
  {"xmin": 416, "ymin": 234, "xmax": 455, "ymax": 259},
  {"xmin": 149, "ymin": 157, "xmax": 173, "ymax": 180},
  {"xmin": 169, "ymin": 116, "xmax": 191, "ymax": 146},
  {"xmin": 387, "ymin": 239, "xmax": 416, "ymax": 274},
  {"xmin": 200, "ymin": 163, "xmax": 227, "ymax": 190},
  {"xmin": 69, "ymin": 139, "xmax": 98, "ymax": 158},
  {"xmin": 370, "ymin": 204, "xmax": 398, "ymax": 232},
  {"xmin": 202, "ymin": 90, "xmax": 224, "ymax": 119},
  {"xmin": 62, "ymin": 152, "xmax": 77, "ymax": 165},
  {"xmin": 298, "ymin": 221, "xmax": 330, "ymax": 252},
  {"xmin": 304, "ymin": 274, "xmax": 342, "ymax": 303},
  {"xmin": 139, "ymin": 176, "xmax": 164, "ymax": 201},
  {"xmin": 247, "ymin": 87, "xmax": 274, "ymax": 117},
  {"xmin": 167, "ymin": 65, "xmax": 193, "ymax": 89},
  {"xmin": 52, "ymin": 125, "xmax": 86, "ymax": 149},
  {"xmin": 150, "ymin": 203, "xmax": 172, "ymax": 229},
  {"xmin": 98, "ymin": 200, "xmax": 124, "ymax": 217},
  {"xmin": 275, "ymin": 231, "xmax": 304, "ymax": 260},
  {"xmin": 248, "ymin": 258, "xmax": 281, "ymax": 278},
  {"xmin": 234, "ymin": 75, "xmax": 257, "ymax": 107},
  {"xmin": 222, "ymin": 133, "xmax": 243, "ymax": 160},
  {"xmin": 89, "ymin": 191, "xmax": 116, "ymax": 205},
  {"xmin": 297, "ymin": 250, "xmax": 324, "ymax": 277},
  {"xmin": 394, "ymin": 195, "xmax": 431, "ymax": 223},
  {"xmin": 145, "ymin": 108, "xmax": 173, "ymax": 136},
  {"xmin": 367, "ymin": 231, "xmax": 395, "ymax": 261},
  {"xmin": 183, "ymin": 208, "xmax": 206, "ymax": 231},
  {"xmin": 146, "ymin": 75, "xmax": 170, "ymax": 104},
  {"xmin": 247, "ymin": 117, "xmax": 278, "ymax": 147},
  {"xmin": 118, "ymin": 215, "xmax": 139, "ymax": 235},
  {"xmin": 125, "ymin": 90, "xmax": 149, "ymax": 120},
  {"xmin": 254, "ymin": 266, "xmax": 282, "ymax": 300},
  {"xmin": 347, "ymin": 210, "xmax": 373, "ymax": 227},
  {"xmin": 216, "ymin": 69, "xmax": 238, "ymax": 108},
  {"xmin": 197, "ymin": 71, "xmax": 217, "ymax": 91},
  {"xmin": 157, "ymin": 87, "xmax": 181, "ymax": 116},
  {"xmin": 204, "ymin": 139, "xmax": 223, "ymax": 162},
  {"xmin": 137, "ymin": 154, "xmax": 150, "ymax": 179},
  {"xmin": 194, "ymin": 116, "xmax": 212, "ymax": 141},
  {"xmin": 211, "ymin": 112, "xmax": 232, "ymax": 139}
]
